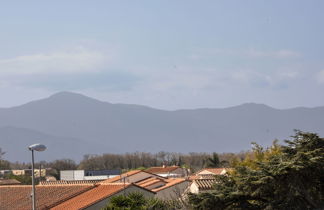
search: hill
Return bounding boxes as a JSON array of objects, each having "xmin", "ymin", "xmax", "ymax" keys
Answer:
[{"xmin": 1, "ymin": 92, "xmax": 323, "ymax": 161}]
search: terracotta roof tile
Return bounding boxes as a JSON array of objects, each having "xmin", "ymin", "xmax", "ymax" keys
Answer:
[
  {"xmin": 196, "ymin": 168, "xmax": 228, "ymax": 175},
  {"xmin": 51, "ymin": 183, "xmax": 130, "ymax": 210},
  {"xmin": 193, "ymin": 179, "xmax": 216, "ymax": 190},
  {"xmin": 136, "ymin": 177, "xmax": 167, "ymax": 188},
  {"xmin": 0, "ymin": 185, "xmax": 95, "ymax": 210},
  {"xmin": 151, "ymin": 178, "xmax": 186, "ymax": 192},
  {"xmin": 39, "ymin": 180, "xmax": 99, "ymax": 185},
  {"xmin": 145, "ymin": 166, "xmax": 179, "ymax": 174},
  {"xmin": 99, "ymin": 170, "xmax": 142, "ymax": 184},
  {"xmin": 0, "ymin": 179, "xmax": 21, "ymax": 185}
]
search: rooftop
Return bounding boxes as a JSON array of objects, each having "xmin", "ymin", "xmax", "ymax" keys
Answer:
[
  {"xmin": 39, "ymin": 180, "xmax": 99, "ymax": 186},
  {"xmin": 0, "ymin": 179, "xmax": 21, "ymax": 185},
  {"xmin": 196, "ymin": 168, "xmax": 228, "ymax": 175},
  {"xmin": 193, "ymin": 179, "xmax": 216, "ymax": 190},
  {"xmin": 145, "ymin": 166, "xmax": 180, "ymax": 174},
  {"xmin": 51, "ymin": 183, "xmax": 131, "ymax": 210},
  {"xmin": 0, "ymin": 185, "xmax": 95, "ymax": 210},
  {"xmin": 99, "ymin": 170, "xmax": 142, "ymax": 184},
  {"xmin": 151, "ymin": 178, "xmax": 187, "ymax": 192}
]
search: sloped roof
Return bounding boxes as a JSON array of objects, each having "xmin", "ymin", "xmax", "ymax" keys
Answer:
[
  {"xmin": 145, "ymin": 166, "xmax": 180, "ymax": 174},
  {"xmin": 39, "ymin": 180, "xmax": 99, "ymax": 185},
  {"xmin": 52, "ymin": 183, "xmax": 155, "ymax": 210},
  {"xmin": 99, "ymin": 170, "xmax": 142, "ymax": 184},
  {"xmin": 151, "ymin": 178, "xmax": 187, "ymax": 192},
  {"xmin": 0, "ymin": 179, "xmax": 21, "ymax": 185},
  {"xmin": 196, "ymin": 168, "xmax": 227, "ymax": 175},
  {"xmin": 51, "ymin": 183, "xmax": 130, "ymax": 210},
  {"xmin": 193, "ymin": 179, "xmax": 216, "ymax": 190},
  {"xmin": 189, "ymin": 174, "xmax": 216, "ymax": 180},
  {"xmin": 136, "ymin": 177, "xmax": 167, "ymax": 188},
  {"xmin": 0, "ymin": 185, "xmax": 95, "ymax": 210}
]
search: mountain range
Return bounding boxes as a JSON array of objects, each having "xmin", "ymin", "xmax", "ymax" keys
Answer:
[{"xmin": 1, "ymin": 92, "xmax": 323, "ymax": 162}]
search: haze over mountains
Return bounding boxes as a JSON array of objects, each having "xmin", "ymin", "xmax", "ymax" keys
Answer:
[{"xmin": 1, "ymin": 92, "xmax": 323, "ymax": 162}]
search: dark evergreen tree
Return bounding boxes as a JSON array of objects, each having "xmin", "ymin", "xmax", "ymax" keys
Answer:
[{"xmin": 189, "ymin": 131, "xmax": 324, "ymax": 210}]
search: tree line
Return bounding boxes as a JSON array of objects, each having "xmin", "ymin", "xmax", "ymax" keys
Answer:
[{"xmin": 1, "ymin": 149, "xmax": 248, "ymax": 180}]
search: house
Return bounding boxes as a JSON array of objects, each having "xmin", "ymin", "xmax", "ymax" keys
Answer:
[
  {"xmin": 11, "ymin": 169, "xmax": 47, "ymax": 177},
  {"xmin": 0, "ymin": 184, "xmax": 96, "ymax": 210},
  {"xmin": 189, "ymin": 179, "xmax": 216, "ymax": 194},
  {"xmin": 0, "ymin": 179, "xmax": 21, "ymax": 185},
  {"xmin": 1, "ymin": 168, "xmax": 194, "ymax": 209},
  {"xmin": 100, "ymin": 170, "xmax": 162, "ymax": 184},
  {"xmin": 195, "ymin": 168, "xmax": 229, "ymax": 177},
  {"xmin": 187, "ymin": 168, "xmax": 231, "ymax": 194},
  {"xmin": 39, "ymin": 180, "xmax": 101, "ymax": 186},
  {"xmin": 151, "ymin": 178, "xmax": 190, "ymax": 200},
  {"xmin": 0, "ymin": 181, "xmax": 155, "ymax": 210},
  {"xmin": 136, "ymin": 177, "xmax": 168, "ymax": 190},
  {"xmin": 100, "ymin": 170, "xmax": 189, "ymax": 200},
  {"xmin": 145, "ymin": 166, "xmax": 187, "ymax": 177},
  {"xmin": 0, "ymin": 170, "xmax": 11, "ymax": 178},
  {"xmin": 60, "ymin": 169, "xmax": 121, "ymax": 181},
  {"xmin": 51, "ymin": 183, "xmax": 155, "ymax": 210}
]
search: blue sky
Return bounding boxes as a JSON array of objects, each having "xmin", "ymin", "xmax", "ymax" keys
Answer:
[{"xmin": 0, "ymin": 1, "xmax": 324, "ymax": 110}]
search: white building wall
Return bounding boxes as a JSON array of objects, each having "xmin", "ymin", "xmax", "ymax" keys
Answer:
[
  {"xmin": 189, "ymin": 182, "xmax": 200, "ymax": 194},
  {"xmin": 73, "ymin": 170, "xmax": 85, "ymax": 180}
]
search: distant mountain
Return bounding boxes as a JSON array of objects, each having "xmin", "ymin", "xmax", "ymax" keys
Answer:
[{"xmin": 1, "ymin": 91, "xmax": 324, "ymax": 162}]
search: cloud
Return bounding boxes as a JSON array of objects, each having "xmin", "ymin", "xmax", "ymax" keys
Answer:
[
  {"xmin": 19, "ymin": 71, "xmax": 140, "ymax": 91},
  {"xmin": 244, "ymin": 49, "xmax": 301, "ymax": 58},
  {"xmin": 191, "ymin": 48, "xmax": 301, "ymax": 60},
  {"xmin": 317, "ymin": 70, "xmax": 324, "ymax": 84},
  {"xmin": 230, "ymin": 69, "xmax": 300, "ymax": 89},
  {"xmin": 0, "ymin": 48, "xmax": 107, "ymax": 76}
]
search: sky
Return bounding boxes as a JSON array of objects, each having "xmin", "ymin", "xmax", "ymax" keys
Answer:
[{"xmin": 0, "ymin": 0, "xmax": 324, "ymax": 110}]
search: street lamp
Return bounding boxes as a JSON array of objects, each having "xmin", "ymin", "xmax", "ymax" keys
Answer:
[{"xmin": 28, "ymin": 144, "xmax": 46, "ymax": 210}]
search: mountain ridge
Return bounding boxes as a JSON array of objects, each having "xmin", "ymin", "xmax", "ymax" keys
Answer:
[
  {"xmin": 1, "ymin": 91, "xmax": 323, "ymax": 162},
  {"xmin": 2, "ymin": 91, "xmax": 323, "ymax": 111}
]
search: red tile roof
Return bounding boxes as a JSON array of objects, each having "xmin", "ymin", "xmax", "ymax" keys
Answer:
[
  {"xmin": 39, "ymin": 180, "xmax": 99, "ymax": 186},
  {"xmin": 193, "ymin": 179, "xmax": 216, "ymax": 190},
  {"xmin": 51, "ymin": 183, "xmax": 131, "ymax": 210},
  {"xmin": 145, "ymin": 166, "xmax": 179, "ymax": 174},
  {"xmin": 0, "ymin": 185, "xmax": 95, "ymax": 210},
  {"xmin": 151, "ymin": 178, "xmax": 187, "ymax": 192},
  {"xmin": 0, "ymin": 179, "xmax": 21, "ymax": 185},
  {"xmin": 196, "ymin": 168, "xmax": 227, "ymax": 175},
  {"xmin": 136, "ymin": 177, "xmax": 167, "ymax": 188},
  {"xmin": 99, "ymin": 170, "xmax": 142, "ymax": 184},
  {"xmin": 189, "ymin": 174, "xmax": 216, "ymax": 180}
]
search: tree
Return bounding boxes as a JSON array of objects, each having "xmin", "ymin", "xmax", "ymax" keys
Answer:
[
  {"xmin": 48, "ymin": 159, "xmax": 77, "ymax": 179},
  {"xmin": 205, "ymin": 152, "xmax": 228, "ymax": 168},
  {"xmin": 102, "ymin": 192, "xmax": 183, "ymax": 210},
  {"xmin": 0, "ymin": 147, "xmax": 10, "ymax": 170},
  {"xmin": 189, "ymin": 131, "xmax": 324, "ymax": 210},
  {"xmin": 0, "ymin": 147, "xmax": 5, "ymax": 159}
]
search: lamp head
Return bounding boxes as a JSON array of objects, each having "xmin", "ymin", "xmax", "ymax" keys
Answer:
[{"xmin": 28, "ymin": 144, "xmax": 46, "ymax": 152}]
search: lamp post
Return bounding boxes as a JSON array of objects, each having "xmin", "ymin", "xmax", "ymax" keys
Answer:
[{"xmin": 28, "ymin": 144, "xmax": 46, "ymax": 210}]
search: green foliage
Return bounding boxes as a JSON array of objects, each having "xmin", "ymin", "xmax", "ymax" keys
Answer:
[
  {"xmin": 0, "ymin": 148, "xmax": 10, "ymax": 170},
  {"xmin": 6, "ymin": 174, "xmax": 32, "ymax": 185},
  {"xmin": 189, "ymin": 131, "xmax": 324, "ymax": 210},
  {"xmin": 102, "ymin": 192, "xmax": 183, "ymax": 210},
  {"xmin": 206, "ymin": 152, "xmax": 228, "ymax": 168},
  {"xmin": 0, "ymin": 159, "xmax": 10, "ymax": 170}
]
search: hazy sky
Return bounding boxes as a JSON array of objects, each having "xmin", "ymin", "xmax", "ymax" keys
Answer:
[{"xmin": 1, "ymin": 1, "xmax": 324, "ymax": 110}]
